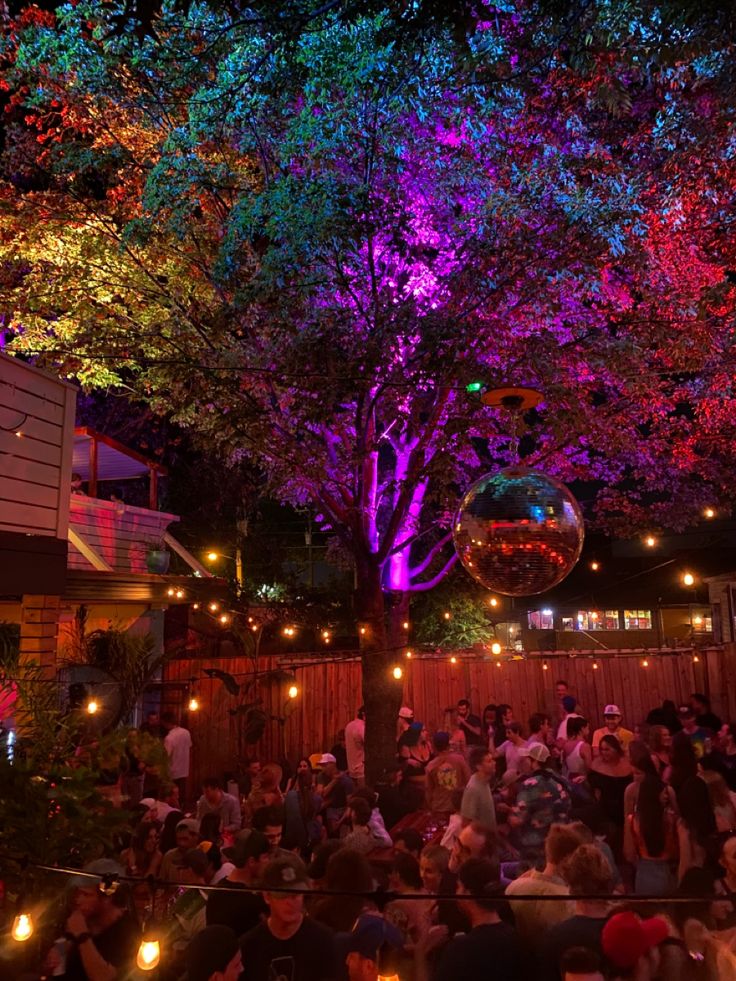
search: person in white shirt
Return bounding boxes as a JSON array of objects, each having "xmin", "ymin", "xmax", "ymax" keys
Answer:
[
  {"xmin": 556, "ymin": 695, "xmax": 583, "ymax": 742},
  {"xmin": 495, "ymin": 722, "xmax": 529, "ymax": 776},
  {"xmin": 344, "ymin": 706, "xmax": 366, "ymax": 783},
  {"xmin": 163, "ymin": 712, "xmax": 192, "ymax": 804}
]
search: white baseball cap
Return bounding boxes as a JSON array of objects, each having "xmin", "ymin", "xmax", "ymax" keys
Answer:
[
  {"xmin": 317, "ymin": 753, "xmax": 337, "ymax": 766},
  {"xmin": 604, "ymin": 704, "xmax": 622, "ymax": 717},
  {"xmin": 519, "ymin": 742, "xmax": 551, "ymax": 764},
  {"xmin": 398, "ymin": 706, "xmax": 414, "ymax": 720}
]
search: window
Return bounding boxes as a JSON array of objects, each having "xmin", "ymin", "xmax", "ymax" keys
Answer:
[
  {"xmin": 624, "ymin": 610, "xmax": 652, "ymax": 630},
  {"xmin": 692, "ymin": 613, "xmax": 713, "ymax": 633},
  {"xmin": 575, "ymin": 610, "xmax": 620, "ymax": 630},
  {"xmin": 561, "ymin": 617, "xmax": 574, "ymax": 632},
  {"xmin": 528, "ymin": 610, "xmax": 554, "ymax": 630}
]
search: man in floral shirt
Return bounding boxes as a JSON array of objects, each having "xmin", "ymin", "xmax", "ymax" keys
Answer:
[{"xmin": 510, "ymin": 743, "xmax": 571, "ymax": 865}]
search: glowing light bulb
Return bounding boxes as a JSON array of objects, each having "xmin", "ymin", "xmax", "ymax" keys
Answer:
[
  {"xmin": 495, "ymin": 659, "xmax": 501, "ymax": 668},
  {"xmin": 693, "ymin": 615, "xmax": 703, "ymax": 626},
  {"xmin": 188, "ymin": 696, "xmax": 199, "ymax": 712},
  {"xmin": 175, "ymin": 589, "xmax": 184, "ymax": 599},
  {"xmin": 219, "ymin": 613, "xmax": 230, "ymax": 625},
  {"xmin": 682, "ymin": 572, "xmax": 695, "ymax": 587},
  {"xmin": 136, "ymin": 939, "xmax": 160, "ymax": 971},
  {"xmin": 405, "ymin": 650, "xmax": 412, "ymax": 658},
  {"xmin": 644, "ymin": 535, "xmax": 656, "ymax": 548},
  {"xmin": 360, "ymin": 626, "xmax": 367, "ymax": 635},
  {"xmin": 392, "ymin": 666, "xmax": 403, "ymax": 680},
  {"xmin": 704, "ymin": 508, "xmax": 715, "ymax": 519},
  {"xmin": 593, "ymin": 661, "xmax": 599, "ymax": 670},
  {"xmin": 192, "ymin": 602, "xmax": 200, "ymax": 610},
  {"xmin": 443, "ymin": 611, "xmax": 451, "ymax": 620},
  {"xmin": 288, "ymin": 684, "xmax": 299, "ymax": 699},
  {"xmin": 11, "ymin": 913, "xmax": 33, "ymax": 942},
  {"xmin": 693, "ymin": 654, "xmax": 700, "ymax": 663},
  {"xmin": 251, "ymin": 624, "xmax": 258, "ymax": 631},
  {"xmin": 166, "ymin": 587, "xmax": 175, "ymax": 597},
  {"xmin": 489, "ymin": 597, "xmax": 498, "ymax": 607},
  {"xmin": 542, "ymin": 661, "xmax": 549, "ymax": 671},
  {"xmin": 642, "ymin": 658, "xmax": 649, "ymax": 668},
  {"xmin": 491, "ymin": 642, "xmax": 502, "ymax": 655},
  {"xmin": 450, "ymin": 656, "xmax": 457, "ymax": 664},
  {"xmin": 402, "ymin": 621, "xmax": 410, "ymax": 630},
  {"xmin": 590, "ymin": 561, "xmax": 600, "ymax": 571},
  {"xmin": 206, "ymin": 551, "xmax": 219, "ymax": 562},
  {"xmin": 208, "ymin": 602, "xmax": 219, "ymax": 612},
  {"xmin": 86, "ymin": 698, "xmax": 99, "ymax": 715}
]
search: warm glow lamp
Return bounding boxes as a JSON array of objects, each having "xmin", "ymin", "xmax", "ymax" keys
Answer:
[
  {"xmin": 288, "ymin": 684, "xmax": 299, "ymax": 699},
  {"xmin": 644, "ymin": 535, "xmax": 656, "ymax": 548},
  {"xmin": 11, "ymin": 913, "xmax": 33, "ymax": 942},
  {"xmin": 491, "ymin": 642, "xmax": 502, "ymax": 655},
  {"xmin": 392, "ymin": 666, "xmax": 403, "ymax": 680},
  {"xmin": 136, "ymin": 939, "xmax": 161, "ymax": 971},
  {"xmin": 206, "ymin": 551, "xmax": 219, "ymax": 562},
  {"xmin": 682, "ymin": 572, "xmax": 695, "ymax": 587},
  {"xmin": 188, "ymin": 696, "xmax": 199, "ymax": 712},
  {"xmin": 86, "ymin": 698, "xmax": 99, "ymax": 715}
]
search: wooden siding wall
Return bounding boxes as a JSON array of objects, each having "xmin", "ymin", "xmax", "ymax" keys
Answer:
[
  {"xmin": 67, "ymin": 497, "xmax": 178, "ymax": 573},
  {"xmin": 0, "ymin": 354, "xmax": 76, "ymax": 539},
  {"xmin": 164, "ymin": 646, "xmax": 736, "ymax": 788}
]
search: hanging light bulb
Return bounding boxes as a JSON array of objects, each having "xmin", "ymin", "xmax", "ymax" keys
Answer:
[
  {"xmin": 644, "ymin": 535, "xmax": 656, "ymax": 548},
  {"xmin": 192, "ymin": 602, "xmax": 200, "ymax": 611},
  {"xmin": 392, "ymin": 666, "xmax": 403, "ymax": 680},
  {"xmin": 488, "ymin": 596, "xmax": 498, "ymax": 607},
  {"xmin": 136, "ymin": 938, "xmax": 161, "ymax": 971},
  {"xmin": 86, "ymin": 698, "xmax": 99, "ymax": 715},
  {"xmin": 693, "ymin": 654, "xmax": 700, "ymax": 664},
  {"xmin": 206, "ymin": 551, "xmax": 219, "ymax": 562},
  {"xmin": 542, "ymin": 660, "xmax": 549, "ymax": 671},
  {"xmin": 449, "ymin": 655, "xmax": 457, "ymax": 664},
  {"xmin": 175, "ymin": 588, "xmax": 185, "ymax": 600},
  {"xmin": 405, "ymin": 649, "xmax": 412, "ymax": 658},
  {"xmin": 443, "ymin": 611, "xmax": 451, "ymax": 620},
  {"xmin": 491, "ymin": 642, "xmax": 502, "ymax": 656},
  {"xmin": 593, "ymin": 660, "xmax": 599, "ymax": 670},
  {"xmin": 251, "ymin": 623, "xmax": 258, "ymax": 632},
  {"xmin": 682, "ymin": 572, "xmax": 695, "ymax": 587},
  {"xmin": 188, "ymin": 696, "xmax": 199, "ymax": 712},
  {"xmin": 11, "ymin": 912, "xmax": 33, "ymax": 942},
  {"xmin": 166, "ymin": 587, "xmax": 175, "ymax": 597},
  {"xmin": 402, "ymin": 621, "xmax": 410, "ymax": 630},
  {"xmin": 642, "ymin": 658, "xmax": 649, "ymax": 668},
  {"xmin": 359, "ymin": 626, "xmax": 367, "ymax": 635},
  {"xmin": 208, "ymin": 601, "xmax": 219, "ymax": 613},
  {"xmin": 704, "ymin": 507, "xmax": 715, "ymax": 519},
  {"xmin": 219, "ymin": 613, "xmax": 230, "ymax": 625},
  {"xmin": 288, "ymin": 684, "xmax": 299, "ymax": 699},
  {"xmin": 590, "ymin": 561, "xmax": 600, "ymax": 571},
  {"xmin": 495, "ymin": 659, "xmax": 502, "ymax": 668}
]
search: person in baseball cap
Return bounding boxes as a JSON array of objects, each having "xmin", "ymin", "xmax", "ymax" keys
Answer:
[
  {"xmin": 240, "ymin": 854, "xmax": 337, "ymax": 976},
  {"xmin": 601, "ymin": 911, "xmax": 669, "ymax": 971},
  {"xmin": 342, "ymin": 914, "xmax": 405, "ymax": 981},
  {"xmin": 592, "ymin": 704, "xmax": 634, "ymax": 757},
  {"xmin": 519, "ymin": 741, "xmax": 551, "ymax": 765},
  {"xmin": 186, "ymin": 925, "xmax": 242, "ymax": 981}
]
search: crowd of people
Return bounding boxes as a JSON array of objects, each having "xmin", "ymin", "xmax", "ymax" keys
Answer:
[{"xmin": 27, "ymin": 685, "xmax": 736, "ymax": 981}]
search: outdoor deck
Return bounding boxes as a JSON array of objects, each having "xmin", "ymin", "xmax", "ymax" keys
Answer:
[{"xmin": 67, "ymin": 495, "xmax": 178, "ymax": 574}]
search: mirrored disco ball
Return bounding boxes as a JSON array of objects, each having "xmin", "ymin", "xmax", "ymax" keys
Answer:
[{"xmin": 453, "ymin": 467, "xmax": 584, "ymax": 596}]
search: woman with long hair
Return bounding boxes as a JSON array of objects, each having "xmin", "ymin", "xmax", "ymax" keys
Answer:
[
  {"xmin": 588, "ymin": 735, "xmax": 633, "ymax": 829},
  {"xmin": 702, "ymin": 770, "xmax": 736, "ymax": 833},
  {"xmin": 624, "ymin": 771, "xmax": 678, "ymax": 895},
  {"xmin": 120, "ymin": 820, "xmax": 163, "ymax": 877},
  {"xmin": 494, "ymin": 703, "xmax": 513, "ymax": 747},
  {"xmin": 648, "ymin": 724, "xmax": 672, "ymax": 779},
  {"xmin": 670, "ymin": 731, "xmax": 716, "ymax": 877}
]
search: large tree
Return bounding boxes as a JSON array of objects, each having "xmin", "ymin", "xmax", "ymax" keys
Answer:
[{"xmin": 2, "ymin": 1, "xmax": 736, "ymax": 776}]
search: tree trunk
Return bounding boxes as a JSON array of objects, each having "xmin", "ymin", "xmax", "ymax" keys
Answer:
[{"xmin": 356, "ymin": 555, "xmax": 402, "ymax": 785}]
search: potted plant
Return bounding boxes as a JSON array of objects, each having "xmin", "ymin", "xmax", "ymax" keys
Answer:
[{"xmin": 137, "ymin": 536, "xmax": 171, "ymax": 574}]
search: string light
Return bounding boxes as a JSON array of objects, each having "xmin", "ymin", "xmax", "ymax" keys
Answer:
[
  {"xmin": 219, "ymin": 613, "xmax": 230, "ymax": 625},
  {"xmin": 192, "ymin": 602, "xmax": 200, "ymax": 611},
  {"xmin": 443, "ymin": 611, "xmax": 451, "ymax": 620},
  {"xmin": 542, "ymin": 660, "xmax": 549, "ymax": 671},
  {"xmin": 288, "ymin": 684, "xmax": 299, "ymax": 699},
  {"xmin": 495, "ymin": 659, "xmax": 501, "ymax": 668},
  {"xmin": 175, "ymin": 588, "xmax": 185, "ymax": 599},
  {"xmin": 644, "ymin": 535, "xmax": 656, "ymax": 548},
  {"xmin": 206, "ymin": 551, "xmax": 219, "ymax": 562},
  {"xmin": 593, "ymin": 660, "xmax": 599, "ymax": 670},
  {"xmin": 248, "ymin": 616, "xmax": 254, "ymax": 623},
  {"xmin": 682, "ymin": 572, "xmax": 695, "ymax": 587},
  {"xmin": 642, "ymin": 658, "xmax": 649, "ymax": 668},
  {"xmin": 402, "ymin": 621, "xmax": 410, "ymax": 630},
  {"xmin": 321, "ymin": 630, "xmax": 331, "ymax": 643},
  {"xmin": 86, "ymin": 698, "xmax": 99, "ymax": 715},
  {"xmin": 251, "ymin": 624, "xmax": 258, "ymax": 631},
  {"xmin": 405, "ymin": 650, "xmax": 412, "ymax": 658},
  {"xmin": 450, "ymin": 655, "xmax": 457, "ymax": 664},
  {"xmin": 283, "ymin": 626, "xmax": 295, "ymax": 637},
  {"xmin": 693, "ymin": 654, "xmax": 700, "ymax": 664},
  {"xmin": 187, "ymin": 696, "xmax": 200, "ymax": 712},
  {"xmin": 166, "ymin": 587, "xmax": 175, "ymax": 597},
  {"xmin": 11, "ymin": 913, "xmax": 33, "ymax": 942},
  {"xmin": 392, "ymin": 665, "xmax": 403, "ymax": 680},
  {"xmin": 590, "ymin": 561, "xmax": 600, "ymax": 571},
  {"xmin": 208, "ymin": 602, "xmax": 220, "ymax": 613},
  {"xmin": 360, "ymin": 626, "xmax": 367, "ymax": 635},
  {"xmin": 488, "ymin": 597, "xmax": 499, "ymax": 607},
  {"xmin": 491, "ymin": 642, "xmax": 502, "ymax": 655},
  {"xmin": 136, "ymin": 939, "xmax": 161, "ymax": 971},
  {"xmin": 704, "ymin": 507, "xmax": 715, "ymax": 519}
]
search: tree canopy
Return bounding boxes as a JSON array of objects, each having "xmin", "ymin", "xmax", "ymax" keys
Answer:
[{"xmin": 2, "ymin": 0, "xmax": 736, "ymax": 774}]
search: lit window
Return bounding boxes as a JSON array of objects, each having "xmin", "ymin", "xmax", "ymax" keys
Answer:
[
  {"xmin": 528, "ymin": 610, "xmax": 554, "ymax": 630},
  {"xmin": 561, "ymin": 617, "xmax": 575, "ymax": 632},
  {"xmin": 604, "ymin": 610, "xmax": 620, "ymax": 630},
  {"xmin": 624, "ymin": 610, "xmax": 652, "ymax": 630},
  {"xmin": 692, "ymin": 614, "xmax": 713, "ymax": 633},
  {"xmin": 575, "ymin": 610, "xmax": 619, "ymax": 630}
]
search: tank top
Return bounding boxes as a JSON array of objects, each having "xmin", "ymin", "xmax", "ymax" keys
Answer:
[{"xmin": 564, "ymin": 741, "xmax": 587, "ymax": 776}]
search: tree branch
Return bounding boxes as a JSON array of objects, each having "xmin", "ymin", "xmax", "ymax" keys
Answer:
[{"xmin": 408, "ymin": 552, "xmax": 458, "ymax": 591}]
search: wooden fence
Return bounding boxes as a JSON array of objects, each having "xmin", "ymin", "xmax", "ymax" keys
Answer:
[{"xmin": 163, "ymin": 645, "xmax": 736, "ymax": 790}]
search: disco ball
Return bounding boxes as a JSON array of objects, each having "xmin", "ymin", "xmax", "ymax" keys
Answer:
[{"xmin": 453, "ymin": 467, "xmax": 584, "ymax": 596}]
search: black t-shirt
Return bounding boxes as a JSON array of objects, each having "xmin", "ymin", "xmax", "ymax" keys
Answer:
[
  {"xmin": 541, "ymin": 915, "xmax": 606, "ymax": 981},
  {"xmin": 64, "ymin": 911, "xmax": 139, "ymax": 981},
  {"xmin": 240, "ymin": 916, "xmax": 336, "ymax": 981},
  {"xmin": 459, "ymin": 713, "xmax": 485, "ymax": 746},
  {"xmin": 697, "ymin": 711, "xmax": 722, "ymax": 733},
  {"xmin": 206, "ymin": 879, "xmax": 268, "ymax": 936},
  {"xmin": 435, "ymin": 921, "xmax": 524, "ymax": 981}
]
